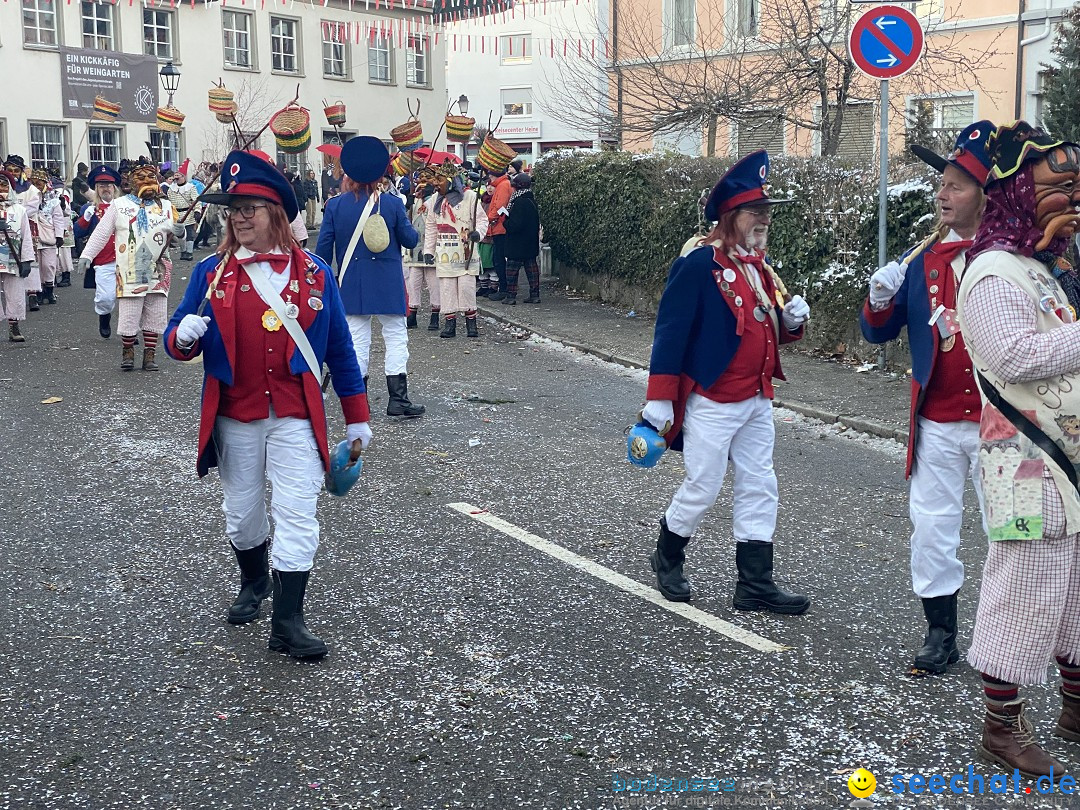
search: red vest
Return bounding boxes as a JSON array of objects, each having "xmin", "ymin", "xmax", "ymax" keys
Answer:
[
  {"xmin": 217, "ymin": 264, "xmax": 309, "ymax": 423},
  {"xmin": 93, "ymin": 203, "xmax": 116, "ymax": 266},
  {"xmin": 919, "ymin": 245, "xmax": 981, "ymax": 424},
  {"xmin": 695, "ymin": 254, "xmax": 780, "ymax": 402}
]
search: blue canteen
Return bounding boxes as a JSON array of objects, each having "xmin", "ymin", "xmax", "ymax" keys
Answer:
[
  {"xmin": 325, "ymin": 439, "xmax": 364, "ymax": 496},
  {"xmin": 626, "ymin": 422, "xmax": 667, "ymax": 468}
]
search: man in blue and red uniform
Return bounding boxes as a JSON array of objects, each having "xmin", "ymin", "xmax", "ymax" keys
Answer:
[
  {"xmin": 860, "ymin": 120, "xmax": 993, "ymax": 675},
  {"xmin": 74, "ymin": 165, "xmax": 121, "ymax": 338},
  {"xmin": 642, "ymin": 150, "xmax": 811, "ymax": 612}
]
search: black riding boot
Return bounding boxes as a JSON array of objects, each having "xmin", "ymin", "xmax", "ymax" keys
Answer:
[
  {"xmin": 428, "ymin": 310, "xmax": 441, "ymax": 331},
  {"xmin": 57, "ymin": 271, "xmax": 71, "ymax": 288},
  {"xmin": 386, "ymin": 373, "xmax": 425, "ymax": 418},
  {"xmin": 733, "ymin": 540, "xmax": 810, "ymax": 615},
  {"xmin": 268, "ymin": 570, "xmax": 328, "ymax": 658},
  {"xmin": 650, "ymin": 517, "xmax": 691, "ymax": 602},
  {"xmin": 911, "ymin": 591, "xmax": 960, "ymax": 674},
  {"xmin": 466, "ymin": 315, "xmax": 479, "ymax": 338},
  {"xmin": 41, "ymin": 283, "xmax": 56, "ymax": 304},
  {"xmin": 406, "ymin": 309, "xmax": 418, "ymax": 329},
  {"xmin": 98, "ymin": 312, "xmax": 112, "ymax": 338},
  {"xmin": 27, "ymin": 292, "xmax": 39, "ymax": 312},
  {"xmin": 440, "ymin": 316, "xmax": 457, "ymax": 338},
  {"xmin": 227, "ymin": 540, "xmax": 272, "ymax": 624}
]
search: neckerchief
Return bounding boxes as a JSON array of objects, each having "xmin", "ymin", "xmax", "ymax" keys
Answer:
[{"xmin": 125, "ymin": 193, "xmax": 158, "ymax": 233}]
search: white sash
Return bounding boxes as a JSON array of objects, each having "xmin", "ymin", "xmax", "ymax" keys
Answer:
[
  {"xmin": 336, "ymin": 192, "xmax": 377, "ymax": 288},
  {"xmin": 245, "ymin": 257, "xmax": 324, "ymax": 386}
]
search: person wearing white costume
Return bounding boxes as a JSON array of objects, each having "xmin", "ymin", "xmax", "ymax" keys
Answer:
[{"xmin": 0, "ymin": 171, "xmax": 35, "ymax": 342}]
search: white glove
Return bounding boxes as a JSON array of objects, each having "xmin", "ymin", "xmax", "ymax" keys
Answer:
[
  {"xmin": 80, "ymin": 208, "xmax": 94, "ymax": 223},
  {"xmin": 347, "ymin": 422, "xmax": 372, "ymax": 450},
  {"xmin": 869, "ymin": 261, "xmax": 908, "ymax": 309},
  {"xmin": 171, "ymin": 222, "xmax": 187, "ymax": 239},
  {"xmin": 782, "ymin": 295, "xmax": 810, "ymax": 330},
  {"xmin": 176, "ymin": 314, "xmax": 210, "ymax": 345},
  {"xmin": 77, "ymin": 256, "xmax": 92, "ymax": 275},
  {"xmin": 641, "ymin": 400, "xmax": 674, "ymax": 436}
]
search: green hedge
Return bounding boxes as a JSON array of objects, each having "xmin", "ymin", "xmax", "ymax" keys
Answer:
[{"xmin": 532, "ymin": 150, "xmax": 938, "ymax": 351}]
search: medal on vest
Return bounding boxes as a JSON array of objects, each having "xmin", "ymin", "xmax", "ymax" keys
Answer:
[
  {"xmin": 284, "ymin": 295, "xmax": 300, "ymax": 319},
  {"xmin": 754, "ymin": 305, "xmax": 768, "ymax": 322},
  {"xmin": 940, "ymin": 334, "xmax": 956, "ymax": 352},
  {"xmin": 262, "ymin": 310, "xmax": 282, "ymax": 332},
  {"xmin": 308, "ymin": 296, "xmax": 323, "ymax": 311}
]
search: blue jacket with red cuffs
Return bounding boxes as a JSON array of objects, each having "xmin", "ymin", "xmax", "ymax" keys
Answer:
[
  {"xmin": 645, "ymin": 245, "xmax": 803, "ymax": 451},
  {"xmin": 164, "ymin": 247, "xmax": 369, "ymax": 477},
  {"xmin": 859, "ymin": 235, "xmax": 979, "ymax": 477}
]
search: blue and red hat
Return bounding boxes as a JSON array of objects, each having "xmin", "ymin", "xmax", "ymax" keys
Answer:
[
  {"xmin": 199, "ymin": 149, "xmax": 299, "ymax": 221},
  {"xmin": 341, "ymin": 136, "xmax": 391, "ymax": 184},
  {"xmin": 910, "ymin": 120, "xmax": 995, "ymax": 186},
  {"xmin": 88, "ymin": 164, "xmax": 121, "ymax": 186},
  {"xmin": 704, "ymin": 150, "xmax": 791, "ymax": 222}
]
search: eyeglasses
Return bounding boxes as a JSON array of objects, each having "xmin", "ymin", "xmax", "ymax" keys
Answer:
[{"xmin": 227, "ymin": 203, "xmax": 269, "ymax": 220}]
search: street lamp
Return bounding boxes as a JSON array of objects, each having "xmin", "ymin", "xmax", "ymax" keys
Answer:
[
  {"xmin": 457, "ymin": 94, "xmax": 469, "ymax": 115},
  {"xmin": 159, "ymin": 61, "xmax": 181, "ymax": 106}
]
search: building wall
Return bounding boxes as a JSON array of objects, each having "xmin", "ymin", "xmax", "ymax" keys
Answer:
[
  {"xmin": 610, "ymin": 0, "xmax": 1074, "ymax": 160},
  {"xmin": 446, "ymin": 0, "xmax": 608, "ymax": 165},
  {"xmin": 0, "ymin": 0, "xmax": 447, "ymax": 176}
]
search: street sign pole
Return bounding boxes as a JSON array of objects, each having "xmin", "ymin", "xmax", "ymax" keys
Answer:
[
  {"xmin": 877, "ymin": 79, "xmax": 889, "ymax": 368},
  {"xmin": 847, "ymin": 4, "xmax": 923, "ymax": 367}
]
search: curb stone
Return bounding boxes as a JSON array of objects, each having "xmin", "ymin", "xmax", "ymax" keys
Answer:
[{"xmin": 478, "ymin": 304, "xmax": 908, "ymax": 446}]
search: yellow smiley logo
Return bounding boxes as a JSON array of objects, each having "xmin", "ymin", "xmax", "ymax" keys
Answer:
[{"xmin": 848, "ymin": 768, "xmax": 876, "ymax": 798}]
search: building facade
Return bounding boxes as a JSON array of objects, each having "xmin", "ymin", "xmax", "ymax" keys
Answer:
[
  {"xmin": 446, "ymin": 0, "xmax": 609, "ymax": 165},
  {"xmin": 610, "ymin": 0, "xmax": 1076, "ymax": 161},
  {"xmin": 0, "ymin": 0, "xmax": 449, "ymax": 177}
]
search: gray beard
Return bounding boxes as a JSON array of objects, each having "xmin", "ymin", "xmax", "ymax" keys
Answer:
[{"xmin": 744, "ymin": 231, "xmax": 768, "ymax": 252}]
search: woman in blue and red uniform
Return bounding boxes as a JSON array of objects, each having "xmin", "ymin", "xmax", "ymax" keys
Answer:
[
  {"xmin": 165, "ymin": 150, "xmax": 371, "ymax": 659},
  {"xmin": 642, "ymin": 150, "xmax": 811, "ymax": 612}
]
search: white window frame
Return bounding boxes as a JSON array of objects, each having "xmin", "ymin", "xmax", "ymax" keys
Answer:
[
  {"xmin": 29, "ymin": 122, "xmax": 68, "ymax": 172},
  {"xmin": 498, "ymin": 33, "xmax": 533, "ymax": 65},
  {"xmin": 662, "ymin": 0, "xmax": 696, "ymax": 50},
  {"xmin": 406, "ymin": 35, "xmax": 430, "ymax": 87},
  {"xmin": 271, "ymin": 16, "xmax": 301, "ymax": 75},
  {"xmin": 277, "ymin": 150, "xmax": 304, "ymax": 177},
  {"xmin": 143, "ymin": 9, "xmax": 175, "ymax": 61},
  {"xmin": 737, "ymin": 0, "xmax": 759, "ymax": 36},
  {"xmin": 222, "ymin": 10, "xmax": 254, "ymax": 70},
  {"xmin": 500, "ymin": 86, "xmax": 533, "ymax": 118},
  {"xmin": 88, "ymin": 126, "xmax": 123, "ymax": 167},
  {"xmin": 368, "ymin": 35, "xmax": 393, "ymax": 84},
  {"xmin": 322, "ymin": 20, "xmax": 349, "ymax": 79},
  {"xmin": 81, "ymin": 1, "xmax": 116, "ymax": 51},
  {"xmin": 149, "ymin": 128, "xmax": 181, "ymax": 170},
  {"xmin": 22, "ymin": 0, "xmax": 59, "ymax": 48}
]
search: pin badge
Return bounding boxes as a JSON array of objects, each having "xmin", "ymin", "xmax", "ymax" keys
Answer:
[
  {"xmin": 240, "ymin": 285, "xmax": 251, "ymax": 292},
  {"xmin": 723, "ymin": 268, "xmax": 737, "ymax": 283},
  {"xmin": 308, "ymin": 296, "xmax": 323, "ymax": 311},
  {"xmin": 929, "ymin": 270, "xmax": 939, "ymax": 280},
  {"xmin": 735, "ymin": 295, "xmax": 743, "ymax": 306},
  {"xmin": 289, "ymin": 279, "xmax": 300, "ymax": 293},
  {"xmin": 929, "ymin": 285, "xmax": 939, "ymax": 295}
]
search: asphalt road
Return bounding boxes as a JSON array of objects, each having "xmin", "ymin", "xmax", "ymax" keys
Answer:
[{"xmin": 0, "ymin": 261, "xmax": 1074, "ymax": 810}]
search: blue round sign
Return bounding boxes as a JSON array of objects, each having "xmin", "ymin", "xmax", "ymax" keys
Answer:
[{"xmin": 848, "ymin": 5, "xmax": 925, "ymax": 80}]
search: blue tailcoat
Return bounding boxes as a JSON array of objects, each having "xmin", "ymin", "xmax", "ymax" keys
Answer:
[
  {"xmin": 164, "ymin": 249, "xmax": 368, "ymax": 477},
  {"xmin": 859, "ymin": 236, "xmax": 964, "ymax": 476},
  {"xmin": 646, "ymin": 245, "xmax": 801, "ymax": 451},
  {"xmin": 314, "ymin": 191, "xmax": 418, "ymax": 316}
]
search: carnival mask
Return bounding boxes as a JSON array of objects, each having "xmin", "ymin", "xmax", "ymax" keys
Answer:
[
  {"xmin": 0, "ymin": 177, "xmax": 10, "ymax": 202},
  {"xmin": 30, "ymin": 170, "xmax": 48, "ymax": 192},
  {"xmin": 131, "ymin": 166, "xmax": 160, "ymax": 200},
  {"xmin": 1033, "ymin": 145, "xmax": 1080, "ymax": 250}
]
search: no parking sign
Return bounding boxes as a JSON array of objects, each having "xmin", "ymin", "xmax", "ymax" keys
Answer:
[{"xmin": 848, "ymin": 5, "xmax": 925, "ymax": 80}]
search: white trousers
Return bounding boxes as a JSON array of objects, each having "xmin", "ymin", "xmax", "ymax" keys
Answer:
[
  {"xmin": 24, "ymin": 259, "xmax": 41, "ymax": 293},
  {"xmin": 94, "ymin": 263, "xmax": 117, "ymax": 315},
  {"xmin": 665, "ymin": 392, "xmax": 779, "ymax": 541},
  {"xmin": 37, "ymin": 247, "xmax": 57, "ymax": 284},
  {"xmin": 909, "ymin": 417, "xmax": 984, "ymax": 598},
  {"xmin": 1, "ymin": 274, "xmax": 26, "ymax": 321},
  {"xmin": 214, "ymin": 411, "xmax": 325, "ymax": 572},
  {"xmin": 59, "ymin": 247, "xmax": 72, "ymax": 274},
  {"xmin": 346, "ymin": 313, "xmax": 409, "ymax": 377},
  {"xmin": 406, "ymin": 265, "xmax": 441, "ymax": 309}
]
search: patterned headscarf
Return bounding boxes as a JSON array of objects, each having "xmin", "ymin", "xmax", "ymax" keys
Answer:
[{"xmin": 967, "ymin": 165, "xmax": 1063, "ymax": 262}]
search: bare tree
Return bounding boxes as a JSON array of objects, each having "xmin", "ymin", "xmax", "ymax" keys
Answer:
[{"xmin": 540, "ymin": 0, "xmax": 1003, "ymax": 157}]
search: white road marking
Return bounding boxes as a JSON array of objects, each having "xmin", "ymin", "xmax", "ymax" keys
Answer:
[{"xmin": 446, "ymin": 502, "xmax": 787, "ymax": 653}]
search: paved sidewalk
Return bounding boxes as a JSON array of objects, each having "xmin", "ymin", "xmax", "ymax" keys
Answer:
[{"xmin": 478, "ymin": 277, "xmax": 914, "ymax": 443}]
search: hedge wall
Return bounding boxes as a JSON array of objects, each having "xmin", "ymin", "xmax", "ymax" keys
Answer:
[{"xmin": 532, "ymin": 150, "xmax": 938, "ymax": 352}]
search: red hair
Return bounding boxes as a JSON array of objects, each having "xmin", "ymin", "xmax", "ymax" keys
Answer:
[
  {"xmin": 702, "ymin": 210, "xmax": 741, "ymax": 252},
  {"xmin": 341, "ymin": 176, "xmax": 379, "ymax": 198},
  {"xmin": 217, "ymin": 200, "xmax": 297, "ymax": 255}
]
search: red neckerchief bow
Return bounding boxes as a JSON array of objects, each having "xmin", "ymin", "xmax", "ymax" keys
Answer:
[
  {"xmin": 931, "ymin": 239, "xmax": 973, "ymax": 265},
  {"xmin": 238, "ymin": 253, "xmax": 291, "ymax": 274}
]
